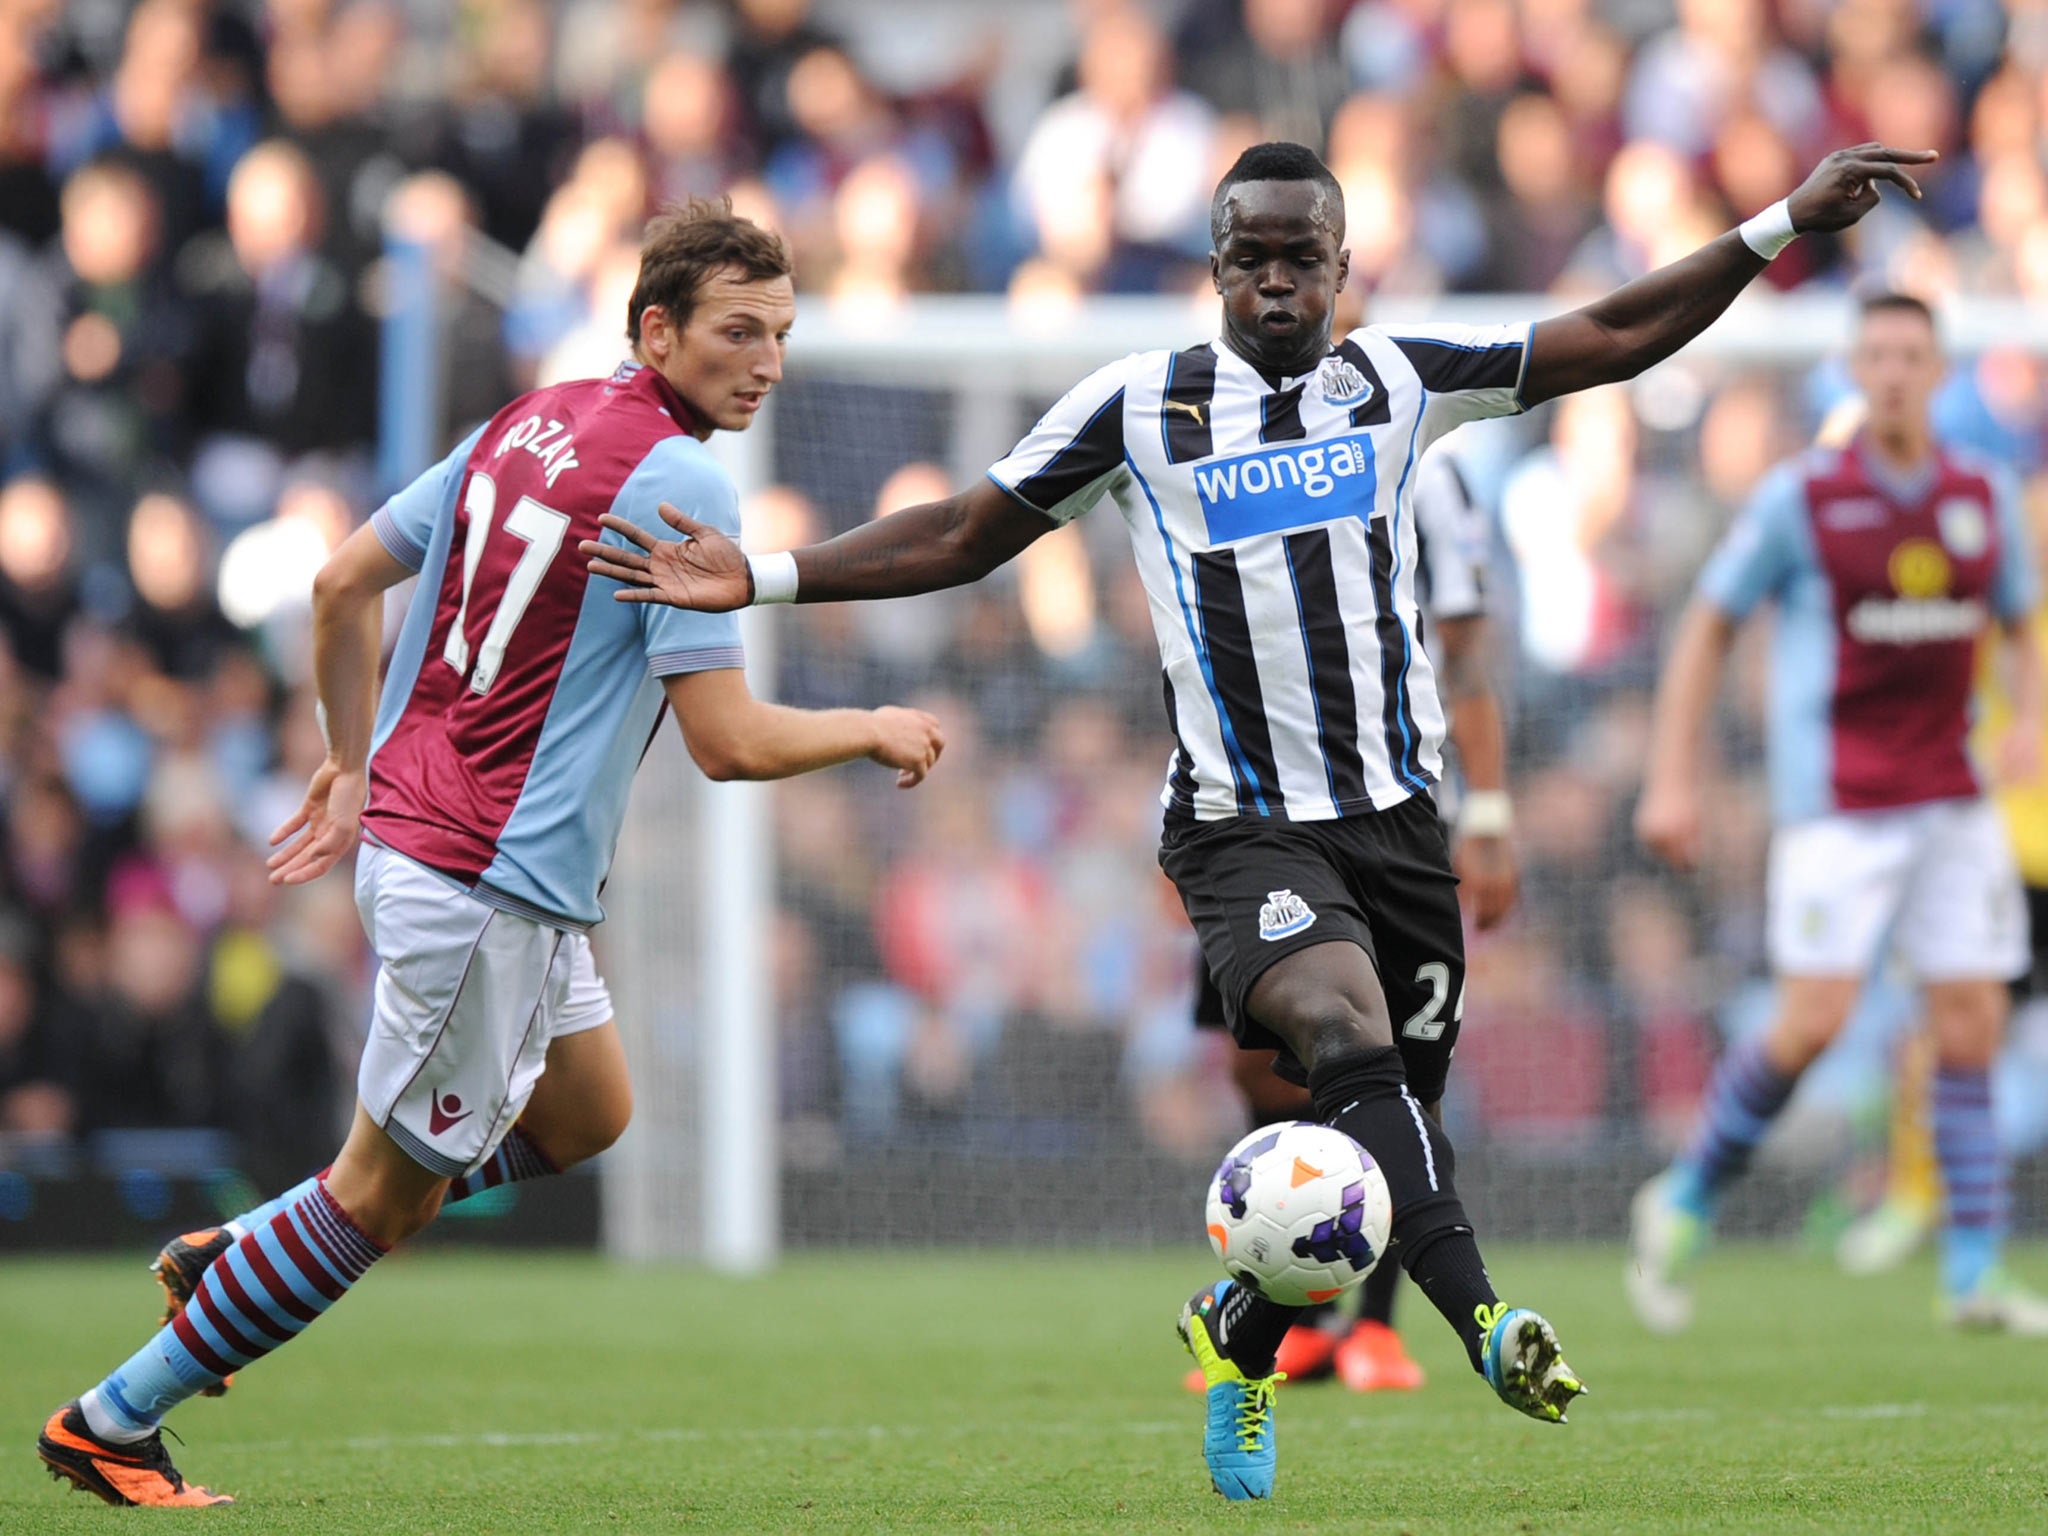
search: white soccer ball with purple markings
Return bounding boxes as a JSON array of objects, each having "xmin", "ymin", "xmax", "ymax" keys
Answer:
[{"xmin": 1205, "ymin": 1122, "xmax": 1392, "ymax": 1307}]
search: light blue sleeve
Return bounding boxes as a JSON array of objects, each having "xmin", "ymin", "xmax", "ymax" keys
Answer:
[
  {"xmin": 604, "ymin": 437, "xmax": 746, "ymax": 677},
  {"xmin": 370, "ymin": 425, "xmax": 485, "ymax": 571},
  {"xmin": 1989, "ymin": 465, "xmax": 2038, "ymax": 622},
  {"xmin": 1697, "ymin": 464, "xmax": 1808, "ymax": 619}
]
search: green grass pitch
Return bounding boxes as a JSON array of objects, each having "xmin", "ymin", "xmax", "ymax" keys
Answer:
[{"xmin": 4, "ymin": 1245, "xmax": 2046, "ymax": 1533}]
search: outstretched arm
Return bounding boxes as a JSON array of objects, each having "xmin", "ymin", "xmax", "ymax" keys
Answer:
[
  {"xmin": 1521, "ymin": 144, "xmax": 1935, "ymax": 407},
  {"xmin": 1633, "ymin": 600, "xmax": 1740, "ymax": 872},
  {"xmin": 582, "ymin": 477, "xmax": 1054, "ymax": 613}
]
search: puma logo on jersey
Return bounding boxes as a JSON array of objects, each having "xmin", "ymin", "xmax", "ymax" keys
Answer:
[
  {"xmin": 1163, "ymin": 399, "xmax": 1207, "ymax": 426},
  {"xmin": 1258, "ymin": 889, "xmax": 1316, "ymax": 941},
  {"xmin": 493, "ymin": 414, "xmax": 582, "ymax": 489}
]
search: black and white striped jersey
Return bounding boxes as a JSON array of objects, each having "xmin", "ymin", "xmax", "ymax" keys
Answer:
[
  {"xmin": 1411, "ymin": 447, "xmax": 1490, "ymax": 626},
  {"xmin": 986, "ymin": 322, "xmax": 1528, "ymax": 822}
]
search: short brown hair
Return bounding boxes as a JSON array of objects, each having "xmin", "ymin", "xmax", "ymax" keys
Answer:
[
  {"xmin": 625, "ymin": 197, "xmax": 792, "ymax": 344},
  {"xmin": 1857, "ymin": 290, "xmax": 1937, "ymax": 333}
]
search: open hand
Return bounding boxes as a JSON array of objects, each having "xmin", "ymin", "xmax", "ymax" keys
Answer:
[
  {"xmin": 870, "ymin": 706, "xmax": 945, "ymax": 788},
  {"xmin": 267, "ymin": 758, "xmax": 367, "ymax": 886},
  {"xmin": 581, "ymin": 502, "xmax": 753, "ymax": 612},
  {"xmin": 1788, "ymin": 143, "xmax": 1938, "ymax": 234}
]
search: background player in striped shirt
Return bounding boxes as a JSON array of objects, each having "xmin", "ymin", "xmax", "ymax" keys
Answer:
[
  {"xmin": 1183, "ymin": 441, "xmax": 1517, "ymax": 1398},
  {"xmin": 589, "ymin": 140, "xmax": 1933, "ymax": 1500},
  {"xmin": 36, "ymin": 201, "xmax": 945, "ymax": 1508},
  {"xmin": 1629, "ymin": 292, "xmax": 2048, "ymax": 1336}
]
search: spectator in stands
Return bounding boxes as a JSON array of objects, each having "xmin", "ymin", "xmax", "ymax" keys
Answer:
[
  {"xmin": 3, "ymin": 776, "xmax": 90, "ymax": 925},
  {"xmin": 48, "ymin": 0, "xmax": 224, "ymax": 254},
  {"xmin": 263, "ymin": 0, "xmax": 409, "ymax": 277},
  {"xmin": 16, "ymin": 162, "xmax": 195, "ymax": 518},
  {"xmin": 827, "ymin": 153, "xmax": 926, "ymax": 307},
  {"xmin": 642, "ymin": 50, "xmax": 745, "ymax": 208},
  {"xmin": 123, "ymin": 493, "xmax": 239, "ymax": 680},
  {"xmin": 1622, "ymin": 0, "xmax": 1822, "ymax": 159},
  {"xmin": 211, "ymin": 860, "xmax": 343, "ymax": 1187},
  {"xmin": 729, "ymin": 0, "xmax": 845, "ymax": 160},
  {"xmin": 182, "ymin": 140, "xmax": 376, "ymax": 522},
  {"xmin": 0, "ymin": 480, "xmax": 78, "ymax": 681},
  {"xmin": 437, "ymin": 0, "xmax": 580, "ymax": 253},
  {"xmin": 1013, "ymin": 6, "xmax": 1216, "ymax": 291},
  {"xmin": 1486, "ymin": 91, "xmax": 1594, "ymax": 290},
  {"xmin": 506, "ymin": 138, "xmax": 647, "ymax": 373},
  {"xmin": 0, "ymin": 920, "xmax": 72, "ymax": 1148},
  {"xmin": 0, "ymin": 14, "xmax": 57, "ymax": 246},
  {"xmin": 69, "ymin": 880, "xmax": 223, "ymax": 1134},
  {"xmin": 1183, "ymin": 0, "xmax": 1351, "ymax": 150}
]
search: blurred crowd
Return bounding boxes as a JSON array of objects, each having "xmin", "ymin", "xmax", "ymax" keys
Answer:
[{"xmin": 5, "ymin": 0, "xmax": 2048, "ymax": 1187}]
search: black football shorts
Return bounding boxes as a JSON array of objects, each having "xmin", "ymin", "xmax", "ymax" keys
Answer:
[{"xmin": 1164, "ymin": 793, "xmax": 1464, "ymax": 1103}]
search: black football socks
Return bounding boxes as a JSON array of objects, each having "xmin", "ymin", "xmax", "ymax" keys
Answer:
[
  {"xmin": 1358, "ymin": 1241, "xmax": 1401, "ymax": 1326},
  {"xmin": 1212, "ymin": 1272, "xmax": 1300, "ymax": 1378},
  {"xmin": 1307, "ymin": 1046, "xmax": 1498, "ymax": 1372}
]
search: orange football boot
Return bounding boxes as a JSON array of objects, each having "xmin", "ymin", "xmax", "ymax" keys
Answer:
[
  {"xmin": 1334, "ymin": 1319, "xmax": 1426, "ymax": 1392},
  {"xmin": 37, "ymin": 1401, "xmax": 231, "ymax": 1508},
  {"xmin": 1272, "ymin": 1323, "xmax": 1341, "ymax": 1382}
]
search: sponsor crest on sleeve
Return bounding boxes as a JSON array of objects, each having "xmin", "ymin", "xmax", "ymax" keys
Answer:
[{"xmin": 1936, "ymin": 497, "xmax": 1989, "ymax": 559}]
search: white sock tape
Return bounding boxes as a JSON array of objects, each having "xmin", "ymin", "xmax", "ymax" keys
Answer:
[
  {"xmin": 1737, "ymin": 198, "xmax": 1798, "ymax": 261},
  {"xmin": 1457, "ymin": 790, "xmax": 1514, "ymax": 838},
  {"xmin": 748, "ymin": 550, "xmax": 799, "ymax": 605}
]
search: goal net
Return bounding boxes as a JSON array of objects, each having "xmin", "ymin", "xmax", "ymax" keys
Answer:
[{"xmin": 600, "ymin": 292, "xmax": 2048, "ymax": 1265}]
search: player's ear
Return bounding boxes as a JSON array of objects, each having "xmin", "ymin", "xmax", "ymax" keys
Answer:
[
  {"xmin": 1208, "ymin": 249, "xmax": 1223, "ymax": 296},
  {"xmin": 640, "ymin": 304, "xmax": 671, "ymax": 362},
  {"xmin": 1334, "ymin": 245, "xmax": 1350, "ymax": 294}
]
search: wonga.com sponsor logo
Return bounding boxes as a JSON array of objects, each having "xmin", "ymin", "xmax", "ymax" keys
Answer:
[{"xmin": 1194, "ymin": 435, "xmax": 1378, "ymax": 545}]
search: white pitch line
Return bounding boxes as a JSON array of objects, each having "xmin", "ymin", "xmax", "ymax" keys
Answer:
[
  {"xmin": 221, "ymin": 1419, "xmax": 1191, "ymax": 1458},
  {"xmin": 211, "ymin": 1401, "xmax": 2042, "ymax": 1461}
]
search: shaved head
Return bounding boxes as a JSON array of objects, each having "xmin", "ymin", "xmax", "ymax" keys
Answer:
[{"xmin": 1210, "ymin": 141, "xmax": 1345, "ymax": 248}]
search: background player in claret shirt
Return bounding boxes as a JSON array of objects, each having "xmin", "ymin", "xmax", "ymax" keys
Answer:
[
  {"xmin": 588, "ymin": 140, "xmax": 1930, "ymax": 1501},
  {"xmin": 1629, "ymin": 292, "xmax": 2048, "ymax": 1337},
  {"xmin": 35, "ymin": 201, "xmax": 945, "ymax": 1510},
  {"xmin": 1182, "ymin": 442, "xmax": 1518, "ymax": 1399}
]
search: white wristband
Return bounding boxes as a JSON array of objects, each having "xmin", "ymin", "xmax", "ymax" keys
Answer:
[
  {"xmin": 1737, "ymin": 198, "xmax": 1799, "ymax": 261},
  {"xmin": 1458, "ymin": 790, "xmax": 1514, "ymax": 838},
  {"xmin": 748, "ymin": 551, "xmax": 798, "ymax": 605},
  {"xmin": 315, "ymin": 700, "xmax": 333, "ymax": 752}
]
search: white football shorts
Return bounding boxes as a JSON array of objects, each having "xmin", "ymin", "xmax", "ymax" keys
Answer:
[
  {"xmin": 1767, "ymin": 798, "xmax": 2028, "ymax": 982},
  {"xmin": 353, "ymin": 839, "xmax": 614, "ymax": 1177}
]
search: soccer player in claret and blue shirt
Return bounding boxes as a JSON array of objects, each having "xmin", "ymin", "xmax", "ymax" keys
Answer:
[
  {"xmin": 35, "ymin": 200, "xmax": 945, "ymax": 1509},
  {"xmin": 589, "ymin": 139, "xmax": 1933, "ymax": 1499},
  {"xmin": 1630, "ymin": 292, "xmax": 2048, "ymax": 1336}
]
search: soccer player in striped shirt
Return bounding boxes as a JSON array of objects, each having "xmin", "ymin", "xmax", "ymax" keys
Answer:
[
  {"xmin": 589, "ymin": 140, "xmax": 1934, "ymax": 1499},
  {"xmin": 37, "ymin": 201, "xmax": 944, "ymax": 1508},
  {"xmin": 1182, "ymin": 441, "xmax": 1517, "ymax": 1396}
]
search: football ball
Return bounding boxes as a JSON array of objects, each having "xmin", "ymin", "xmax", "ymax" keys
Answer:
[{"xmin": 1205, "ymin": 1122, "xmax": 1392, "ymax": 1306}]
